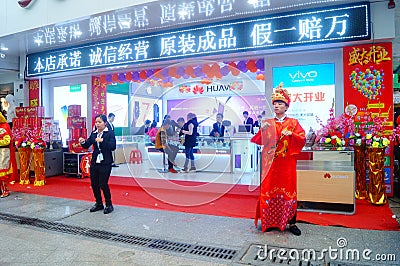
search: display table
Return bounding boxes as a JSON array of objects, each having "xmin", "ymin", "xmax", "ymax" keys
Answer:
[{"xmin": 296, "ymin": 150, "xmax": 355, "ymax": 214}]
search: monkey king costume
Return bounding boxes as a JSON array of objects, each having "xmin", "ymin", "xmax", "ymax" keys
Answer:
[{"xmin": 0, "ymin": 113, "xmax": 17, "ymax": 197}]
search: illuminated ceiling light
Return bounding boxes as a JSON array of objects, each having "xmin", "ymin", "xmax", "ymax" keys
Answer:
[
  {"xmin": 0, "ymin": 46, "xmax": 8, "ymax": 51},
  {"xmin": 388, "ymin": 0, "xmax": 395, "ymax": 9}
]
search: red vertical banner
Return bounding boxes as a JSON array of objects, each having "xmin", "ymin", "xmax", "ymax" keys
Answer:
[
  {"xmin": 343, "ymin": 42, "xmax": 394, "ymax": 196},
  {"xmin": 29, "ymin": 79, "xmax": 40, "ymax": 107},
  {"xmin": 91, "ymin": 76, "xmax": 107, "ymax": 126}
]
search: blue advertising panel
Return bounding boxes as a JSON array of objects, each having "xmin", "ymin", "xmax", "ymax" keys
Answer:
[
  {"xmin": 272, "ymin": 63, "xmax": 335, "ymax": 131},
  {"xmin": 27, "ymin": 3, "xmax": 370, "ymax": 77},
  {"xmin": 273, "ymin": 63, "xmax": 335, "ymax": 87}
]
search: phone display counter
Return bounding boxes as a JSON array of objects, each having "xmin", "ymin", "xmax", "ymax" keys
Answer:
[
  {"xmin": 146, "ymin": 136, "xmax": 258, "ymax": 173},
  {"xmin": 296, "ymin": 150, "xmax": 355, "ymax": 214}
]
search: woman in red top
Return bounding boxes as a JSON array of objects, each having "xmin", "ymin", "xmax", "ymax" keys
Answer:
[
  {"xmin": 251, "ymin": 84, "xmax": 306, "ymax": 236},
  {"xmin": 146, "ymin": 121, "xmax": 158, "ymax": 143}
]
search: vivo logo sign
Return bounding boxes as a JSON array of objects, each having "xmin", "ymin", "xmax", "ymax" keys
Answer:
[{"xmin": 289, "ymin": 70, "xmax": 318, "ymax": 82}]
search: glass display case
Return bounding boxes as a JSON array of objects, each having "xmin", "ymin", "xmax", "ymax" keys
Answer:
[{"xmin": 143, "ymin": 135, "xmax": 258, "ymax": 173}]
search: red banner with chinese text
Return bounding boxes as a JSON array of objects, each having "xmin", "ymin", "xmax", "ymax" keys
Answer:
[
  {"xmin": 29, "ymin": 79, "xmax": 40, "ymax": 107},
  {"xmin": 91, "ymin": 76, "xmax": 107, "ymax": 126},
  {"xmin": 343, "ymin": 42, "xmax": 394, "ymax": 196}
]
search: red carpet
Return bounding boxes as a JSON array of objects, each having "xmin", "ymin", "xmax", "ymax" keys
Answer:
[{"xmin": 9, "ymin": 175, "xmax": 399, "ymax": 231}]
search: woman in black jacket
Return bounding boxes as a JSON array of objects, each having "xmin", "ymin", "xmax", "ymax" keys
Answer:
[
  {"xmin": 79, "ymin": 114, "xmax": 116, "ymax": 214},
  {"xmin": 180, "ymin": 113, "xmax": 198, "ymax": 173}
]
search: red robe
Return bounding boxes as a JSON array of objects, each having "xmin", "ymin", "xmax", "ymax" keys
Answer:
[
  {"xmin": 0, "ymin": 123, "xmax": 18, "ymax": 182},
  {"xmin": 251, "ymin": 117, "xmax": 305, "ymax": 232}
]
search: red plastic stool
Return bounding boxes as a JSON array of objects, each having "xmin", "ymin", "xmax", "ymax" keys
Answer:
[{"xmin": 129, "ymin": 150, "xmax": 143, "ymax": 164}]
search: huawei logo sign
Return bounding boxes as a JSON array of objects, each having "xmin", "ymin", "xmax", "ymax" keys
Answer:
[{"xmin": 18, "ymin": 0, "xmax": 35, "ymax": 8}]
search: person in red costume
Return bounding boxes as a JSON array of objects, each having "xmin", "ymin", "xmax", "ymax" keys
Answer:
[
  {"xmin": 251, "ymin": 83, "xmax": 306, "ymax": 236},
  {"xmin": 0, "ymin": 112, "xmax": 18, "ymax": 198}
]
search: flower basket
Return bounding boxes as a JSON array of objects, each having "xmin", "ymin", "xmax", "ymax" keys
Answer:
[
  {"xmin": 366, "ymin": 147, "xmax": 387, "ymax": 205},
  {"xmin": 354, "ymin": 145, "xmax": 367, "ymax": 199},
  {"xmin": 33, "ymin": 148, "xmax": 45, "ymax": 186},
  {"xmin": 18, "ymin": 147, "xmax": 31, "ymax": 185}
]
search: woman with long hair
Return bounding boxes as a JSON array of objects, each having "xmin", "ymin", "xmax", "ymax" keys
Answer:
[{"xmin": 79, "ymin": 114, "xmax": 116, "ymax": 214}]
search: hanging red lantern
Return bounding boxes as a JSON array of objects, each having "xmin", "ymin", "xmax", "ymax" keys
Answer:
[{"xmin": 112, "ymin": 74, "xmax": 119, "ymax": 82}]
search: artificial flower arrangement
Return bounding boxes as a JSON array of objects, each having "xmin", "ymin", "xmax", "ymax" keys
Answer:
[
  {"xmin": 13, "ymin": 128, "xmax": 45, "ymax": 149},
  {"xmin": 354, "ymin": 112, "xmax": 390, "ymax": 148},
  {"xmin": 30, "ymin": 138, "xmax": 47, "ymax": 150},
  {"xmin": 315, "ymin": 100, "xmax": 392, "ymax": 149},
  {"xmin": 315, "ymin": 100, "xmax": 354, "ymax": 148}
]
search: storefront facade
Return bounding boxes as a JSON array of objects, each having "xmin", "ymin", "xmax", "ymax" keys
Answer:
[{"xmin": 1, "ymin": 0, "xmax": 397, "ymax": 196}]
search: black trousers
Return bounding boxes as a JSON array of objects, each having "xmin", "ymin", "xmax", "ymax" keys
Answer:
[{"xmin": 90, "ymin": 163, "xmax": 112, "ymax": 206}]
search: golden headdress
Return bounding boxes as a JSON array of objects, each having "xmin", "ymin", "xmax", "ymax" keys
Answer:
[
  {"xmin": 0, "ymin": 112, "xmax": 6, "ymax": 124},
  {"xmin": 271, "ymin": 82, "xmax": 290, "ymax": 107}
]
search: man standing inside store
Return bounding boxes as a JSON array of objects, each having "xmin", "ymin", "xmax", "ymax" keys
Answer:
[
  {"xmin": 243, "ymin": 111, "xmax": 254, "ymax": 133},
  {"xmin": 107, "ymin": 113, "xmax": 118, "ymax": 167},
  {"xmin": 209, "ymin": 113, "xmax": 225, "ymax": 138},
  {"xmin": 250, "ymin": 83, "xmax": 305, "ymax": 236}
]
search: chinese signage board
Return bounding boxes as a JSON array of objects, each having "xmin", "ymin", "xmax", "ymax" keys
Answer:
[
  {"xmin": 26, "ymin": 0, "xmax": 355, "ymax": 51},
  {"xmin": 27, "ymin": 3, "xmax": 370, "ymax": 77}
]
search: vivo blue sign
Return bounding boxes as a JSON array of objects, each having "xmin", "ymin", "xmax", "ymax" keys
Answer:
[
  {"xmin": 273, "ymin": 63, "xmax": 335, "ymax": 87},
  {"xmin": 26, "ymin": 3, "xmax": 370, "ymax": 77}
]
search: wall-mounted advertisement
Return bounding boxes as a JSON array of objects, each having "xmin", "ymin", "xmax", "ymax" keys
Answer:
[
  {"xmin": 53, "ymin": 84, "xmax": 88, "ymax": 145},
  {"xmin": 106, "ymin": 92, "xmax": 129, "ymax": 127},
  {"xmin": 343, "ymin": 42, "xmax": 393, "ymax": 196},
  {"xmin": 130, "ymin": 96, "xmax": 162, "ymax": 130},
  {"xmin": 167, "ymin": 95, "xmax": 266, "ymax": 130},
  {"xmin": 272, "ymin": 63, "xmax": 335, "ymax": 132}
]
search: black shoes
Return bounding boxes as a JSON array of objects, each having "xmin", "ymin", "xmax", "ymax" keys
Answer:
[
  {"xmin": 112, "ymin": 164, "xmax": 119, "ymax": 167},
  {"xmin": 104, "ymin": 205, "xmax": 114, "ymax": 214},
  {"xmin": 89, "ymin": 203, "xmax": 104, "ymax": 212},
  {"xmin": 289, "ymin": 225, "xmax": 301, "ymax": 236}
]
